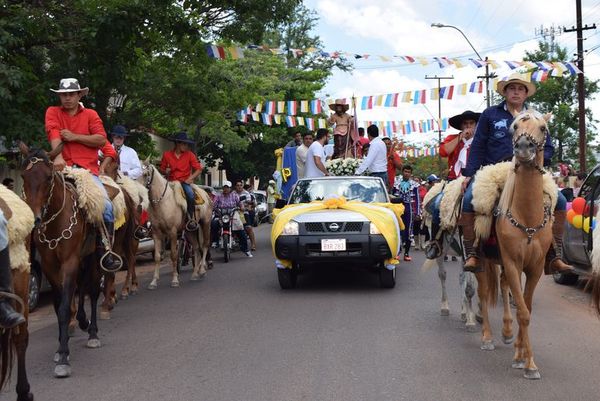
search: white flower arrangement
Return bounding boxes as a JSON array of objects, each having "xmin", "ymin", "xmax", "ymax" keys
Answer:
[{"xmin": 325, "ymin": 158, "xmax": 362, "ymax": 176}]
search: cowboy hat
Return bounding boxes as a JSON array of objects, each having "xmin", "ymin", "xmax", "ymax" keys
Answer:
[
  {"xmin": 496, "ymin": 73, "xmax": 536, "ymax": 97},
  {"xmin": 328, "ymin": 98, "xmax": 349, "ymax": 112},
  {"xmin": 449, "ymin": 110, "xmax": 481, "ymax": 130},
  {"xmin": 170, "ymin": 132, "xmax": 195, "ymax": 145},
  {"xmin": 50, "ymin": 78, "xmax": 89, "ymax": 96},
  {"xmin": 110, "ymin": 125, "xmax": 129, "ymax": 137}
]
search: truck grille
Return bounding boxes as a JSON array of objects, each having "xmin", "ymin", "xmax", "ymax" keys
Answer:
[{"xmin": 304, "ymin": 222, "xmax": 364, "ymax": 233}]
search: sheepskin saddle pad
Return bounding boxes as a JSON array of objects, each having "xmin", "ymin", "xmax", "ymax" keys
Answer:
[
  {"xmin": 0, "ymin": 184, "xmax": 34, "ymax": 272},
  {"xmin": 63, "ymin": 167, "xmax": 126, "ymax": 229},
  {"xmin": 422, "ymin": 176, "xmax": 466, "ymax": 232},
  {"xmin": 116, "ymin": 175, "xmax": 149, "ymax": 211},
  {"xmin": 471, "ymin": 162, "xmax": 557, "ymax": 241}
]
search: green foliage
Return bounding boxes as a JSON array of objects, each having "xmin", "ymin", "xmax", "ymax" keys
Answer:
[
  {"xmin": 524, "ymin": 41, "xmax": 600, "ymax": 170},
  {"xmin": 401, "ymin": 156, "xmax": 446, "ymax": 180}
]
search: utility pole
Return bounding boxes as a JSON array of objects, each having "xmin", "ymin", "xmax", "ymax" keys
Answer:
[
  {"xmin": 478, "ymin": 58, "xmax": 497, "ymax": 108},
  {"xmin": 425, "ymin": 75, "xmax": 454, "ymax": 176},
  {"xmin": 564, "ymin": 0, "xmax": 596, "ymax": 172},
  {"xmin": 536, "ymin": 24, "xmax": 562, "ymax": 56}
]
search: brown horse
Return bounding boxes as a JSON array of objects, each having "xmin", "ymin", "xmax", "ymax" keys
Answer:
[
  {"xmin": 141, "ymin": 162, "xmax": 212, "ymax": 289},
  {"xmin": 476, "ymin": 111, "xmax": 553, "ymax": 380},
  {"xmin": 19, "ymin": 143, "xmax": 103, "ymax": 378},
  {"xmin": 0, "ymin": 185, "xmax": 35, "ymax": 401},
  {"xmin": 99, "ymin": 156, "xmax": 142, "ymax": 319}
]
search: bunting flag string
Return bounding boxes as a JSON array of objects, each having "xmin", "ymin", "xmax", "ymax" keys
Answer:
[
  {"xmin": 204, "ymin": 44, "xmax": 583, "ymax": 76},
  {"xmin": 364, "ymin": 118, "xmax": 449, "ymax": 136}
]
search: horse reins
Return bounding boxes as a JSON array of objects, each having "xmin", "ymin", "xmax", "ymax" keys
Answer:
[
  {"xmin": 145, "ymin": 165, "xmax": 168, "ymax": 204},
  {"xmin": 512, "ymin": 129, "xmax": 547, "ymax": 175}
]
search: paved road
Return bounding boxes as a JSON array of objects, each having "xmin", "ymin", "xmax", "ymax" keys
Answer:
[{"xmin": 4, "ymin": 224, "xmax": 600, "ymax": 400}]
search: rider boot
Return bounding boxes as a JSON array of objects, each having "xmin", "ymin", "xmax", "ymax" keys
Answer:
[
  {"xmin": 546, "ymin": 210, "xmax": 574, "ymax": 274},
  {"xmin": 458, "ymin": 212, "xmax": 481, "ymax": 273},
  {"xmin": 185, "ymin": 202, "xmax": 198, "ymax": 232},
  {"xmin": 98, "ymin": 222, "xmax": 122, "ymax": 272},
  {"xmin": 0, "ymin": 246, "xmax": 26, "ymax": 329}
]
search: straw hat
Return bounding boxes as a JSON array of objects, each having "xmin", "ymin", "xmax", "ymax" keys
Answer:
[
  {"xmin": 328, "ymin": 99, "xmax": 349, "ymax": 112},
  {"xmin": 496, "ymin": 73, "xmax": 536, "ymax": 97}
]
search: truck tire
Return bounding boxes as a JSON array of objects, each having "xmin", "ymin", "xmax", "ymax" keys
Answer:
[
  {"xmin": 379, "ymin": 266, "xmax": 396, "ymax": 288},
  {"xmin": 552, "ymin": 271, "xmax": 578, "ymax": 285},
  {"xmin": 278, "ymin": 267, "xmax": 297, "ymax": 289}
]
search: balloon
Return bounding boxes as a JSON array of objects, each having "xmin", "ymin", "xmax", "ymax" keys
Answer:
[
  {"xmin": 572, "ymin": 197, "xmax": 586, "ymax": 215},
  {"xmin": 583, "ymin": 217, "xmax": 591, "ymax": 233},
  {"xmin": 567, "ymin": 209, "xmax": 577, "ymax": 224},
  {"xmin": 573, "ymin": 214, "xmax": 583, "ymax": 229}
]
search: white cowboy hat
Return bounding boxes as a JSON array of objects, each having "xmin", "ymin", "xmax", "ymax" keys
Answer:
[
  {"xmin": 496, "ymin": 73, "xmax": 536, "ymax": 97},
  {"xmin": 50, "ymin": 78, "xmax": 89, "ymax": 96},
  {"xmin": 328, "ymin": 98, "xmax": 349, "ymax": 112}
]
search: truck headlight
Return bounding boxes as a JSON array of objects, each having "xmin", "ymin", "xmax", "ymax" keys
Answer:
[
  {"xmin": 282, "ymin": 221, "xmax": 299, "ymax": 235},
  {"xmin": 370, "ymin": 222, "xmax": 381, "ymax": 235}
]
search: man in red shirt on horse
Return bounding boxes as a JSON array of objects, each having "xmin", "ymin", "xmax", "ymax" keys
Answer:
[
  {"xmin": 439, "ymin": 110, "xmax": 480, "ymax": 180},
  {"xmin": 45, "ymin": 78, "xmax": 121, "ymax": 271},
  {"xmin": 160, "ymin": 132, "xmax": 203, "ymax": 231}
]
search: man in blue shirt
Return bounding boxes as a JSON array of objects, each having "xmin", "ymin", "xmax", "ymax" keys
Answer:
[{"xmin": 460, "ymin": 73, "xmax": 572, "ymax": 274}]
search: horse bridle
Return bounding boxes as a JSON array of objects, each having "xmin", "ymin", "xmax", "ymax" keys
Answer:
[
  {"xmin": 24, "ymin": 156, "xmax": 79, "ymax": 250},
  {"xmin": 144, "ymin": 164, "xmax": 168, "ymax": 204},
  {"xmin": 512, "ymin": 126, "xmax": 547, "ymax": 175}
]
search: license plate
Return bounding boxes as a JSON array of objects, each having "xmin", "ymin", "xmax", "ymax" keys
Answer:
[{"xmin": 321, "ymin": 239, "xmax": 346, "ymax": 251}]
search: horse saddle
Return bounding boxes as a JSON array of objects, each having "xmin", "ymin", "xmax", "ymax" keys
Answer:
[
  {"xmin": 176, "ymin": 185, "xmax": 205, "ymax": 205},
  {"xmin": 103, "ymin": 184, "xmax": 120, "ymax": 201}
]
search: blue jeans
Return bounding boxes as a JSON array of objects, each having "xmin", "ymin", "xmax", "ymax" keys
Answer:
[
  {"xmin": 181, "ymin": 182, "xmax": 195, "ymax": 216},
  {"xmin": 462, "ymin": 176, "xmax": 567, "ymax": 212},
  {"xmin": 91, "ymin": 175, "xmax": 114, "ymax": 223}
]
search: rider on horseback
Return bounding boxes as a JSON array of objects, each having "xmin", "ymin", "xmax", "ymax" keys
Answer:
[
  {"xmin": 45, "ymin": 78, "xmax": 122, "ymax": 271},
  {"xmin": 460, "ymin": 73, "xmax": 573, "ymax": 274},
  {"xmin": 160, "ymin": 132, "xmax": 203, "ymax": 231}
]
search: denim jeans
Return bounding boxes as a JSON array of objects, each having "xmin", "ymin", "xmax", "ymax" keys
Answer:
[
  {"xmin": 91, "ymin": 175, "xmax": 114, "ymax": 223},
  {"xmin": 181, "ymin": 182, "xmax": 195, "ymax": 216}
]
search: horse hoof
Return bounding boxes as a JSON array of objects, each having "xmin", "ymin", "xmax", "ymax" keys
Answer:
[
  {"xmin": 130, "ymin": 288, "xmax": 138, "ymax": 295},
  {"xmin": 170, "ymin": 281, "xmax": 180, "ymax": 288},
  {"xmin": 99, "ymin": 310, "xmax": 111, "ymax": 320},
  {"xmin": 120, "ymin": 293, "xmax": 129, "ymax": 300},
  {"xmin": 208, "ymin": 263, "xmax": 213, "ymax": 270},
  {"xmin": 512, "ymin": 359, "xmax": 526, "ymax": 369},
  {"xmin": 86, "ymin": 338, "xmax": 102, "ymax": 349},
  {"xmin": 79, "ymin": 319, "xmax": 90, "ymax": 331},
  {"xmin": 524, "ymin": 368, "xmax": 541, "ymax": 380},
  {"xmin": 460, "ymin": 312, "xmax": 467, "ymax": 322},
  {"xmin": 480, "ymin": 340, "xmax": 495, "ymax": 351},
  {"xmin": 466, "ymin": 323, "xmax": 478, "ymax": 333},
  {"xmin": 16, "ymin": 392, "xmax": 34, "ymax": 401},
  {"xmin": 54, "ymin": 364, "xmax": 71, "ymax": 378},
  {"xmin": 440, "ymin": 308, "xmax": 450, "ymax": 316},
  {"xmin": 147, "ymin": 283, "xmax": 157, "ymax": 290},
  {"xmin": 502, "ymin": 335, "xmax": 514, "ymax": 344}
]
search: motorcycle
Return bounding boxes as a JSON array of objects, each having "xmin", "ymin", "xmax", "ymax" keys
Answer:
[{"xmin": 214, "ymin": 207, "xmax": 240, "ymax": 262}]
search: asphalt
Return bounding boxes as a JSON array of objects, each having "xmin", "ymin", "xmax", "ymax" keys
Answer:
[{"xmin": 3, "ymin": 224, "xmax": 600, "ymax": 401}]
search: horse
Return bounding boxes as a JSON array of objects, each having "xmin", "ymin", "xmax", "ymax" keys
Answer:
[
  {"xmin": 421, "ymin": 178, "xmax": 479, "ymax": 331},
  {"xmin": 19, "ymin": 143, "xmax": 104, "ymax": 378},
  {"xmin": 0, "ymin": 185, "xmax": 35, "ymax": 401},
  {"xmin": 98, "ymin": 156, "xmax": 144, "ymax": 319},
  {"xmin": 475, "ymin": 111, "xmax": 554, "ymax": 379},
  {"xmin": 141, "ymin": 161, "xmax": 212, "ymax": 289}
]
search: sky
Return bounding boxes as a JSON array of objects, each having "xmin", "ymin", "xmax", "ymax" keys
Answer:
[{"xmin": 304, "ymin": 0, "xmax": 600, "ymax": 144}]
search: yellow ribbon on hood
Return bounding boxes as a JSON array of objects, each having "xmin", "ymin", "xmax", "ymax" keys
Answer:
[{"xmin": 271, "ymin": 196, "xmax": 405, "ymax": 268}]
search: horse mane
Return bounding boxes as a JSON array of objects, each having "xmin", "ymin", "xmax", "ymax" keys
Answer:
[{"xmin": 497, "ymin": 159, "xmax": 517, "ymax": 214}]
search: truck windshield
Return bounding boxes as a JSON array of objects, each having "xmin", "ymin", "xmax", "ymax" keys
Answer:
[{"xmin": 289, "ymin": 178, "xmax": 388, "ymax": 204}]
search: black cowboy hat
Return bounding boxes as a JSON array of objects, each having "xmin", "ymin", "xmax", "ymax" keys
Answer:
[
  {"xmin": 449, "ymin": 110, "xmax": 481, "ymax": 130},
  {"xmin": 170, "ymin": 131, "xmax": 195, "ymax": 145},
  {"xmin": 110, "ymin": 125, "xmax": 129, "ymax": 137}
]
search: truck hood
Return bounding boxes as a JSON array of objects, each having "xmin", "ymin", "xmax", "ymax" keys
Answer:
[{"xmin": 291, "ymin": 209, "xmax": 369, "ymax": 223}]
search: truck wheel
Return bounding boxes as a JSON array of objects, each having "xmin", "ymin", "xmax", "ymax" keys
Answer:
[
  {"xmin": 552, "ymin": 271, "xmax": 578, "ymax": 285},
  {"xmin": 278, "ymin": 267, "xmax": 297, "ymax": 289},
  {"xmin": 379, "ymin": 266, "xmax": 396, "ymax": 288}
]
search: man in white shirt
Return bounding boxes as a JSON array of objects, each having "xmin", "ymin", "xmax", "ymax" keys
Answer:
[
  {"xmin": 304, "ymin": 129, "xmax": 330, "ymax": 178},
  {"xmin": 295, "ymin": 132, "xmax": 313, "ymax": 179},
  {"xmin": 355, "ymin": 125, "xmax": 388, "ymax": 185},
  {"xmin": 110, "ymin": 125, "xmax": 142, "ymax": 180}
]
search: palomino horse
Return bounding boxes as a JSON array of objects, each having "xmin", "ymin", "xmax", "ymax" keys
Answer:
[
  {"xmin": 0, "ymin": 185, "xmax": 34, "ymax": 401},
  {"xmin": 141, "ymin": 161, "xmax": 212, "ymax": 289},
  {"xmin": 19, "ymin": 143, "xmax": 103, "ymax": 378},
  {"xmin": 99, "ymin": 156, "xmax": 142, "ymax": 319},
  {"xmin": 476, "ymin": 111, "xmax": 553, "ymax": 379}
]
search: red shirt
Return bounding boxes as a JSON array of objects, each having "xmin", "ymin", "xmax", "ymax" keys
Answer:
[
  {"xmin": 100, "ymin": 140, "xmax": 117, "ymax": 160},
  {"xmin": 357, "ymin": 137, "xmax": 370, "ymax": 157},
  {"xmin": 45, "ymin": 105, "xmax": 106, "ymax": 175},
  {"xmin": 439, "ymin": 133, "xmax": 467, "ymax": 180},
  {"xmin": 387, "ymin": 151, "xmax": 402, "ymax": 188},
  {"xmin": 160, "ymin": 150, "xmax": 202, "ymax": 182}
]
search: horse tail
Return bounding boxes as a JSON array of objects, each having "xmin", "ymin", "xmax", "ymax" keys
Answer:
[
  {"xmin": 0, "ymin": 328, "xmax": 14, "ymax": 391},
  {"xmin": 484, "ymin": 259, "xmax": 499, "ymax": 307}
]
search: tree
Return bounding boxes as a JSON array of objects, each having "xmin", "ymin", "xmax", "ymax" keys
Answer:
[{"xmin": 524, "ymin": 41, "xmax": 600, "ymax": 170}]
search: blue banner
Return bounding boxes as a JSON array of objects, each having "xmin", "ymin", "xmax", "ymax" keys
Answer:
[{"xmin": 280, "ymin": 147, "xmax": 298, "ymax": 199}]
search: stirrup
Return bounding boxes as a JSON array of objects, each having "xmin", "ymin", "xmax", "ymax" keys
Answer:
[
  {"xmin": 463, "ymin": 256, "xmax": 482, "ymax": 273},
  {"xmin": 134, "ymin": 226, "xmax": 150, "ymax": 240},
  {"xmin": 185, "ymin": 220, "xmax": 199, "ymax": 232},
  {"xmin": 424, "ymin": 241, "xmax": 442, "ymax": 260},
  {"xmin": 100, "ymin": 251, "xmax": 123, "ymax": 273}
]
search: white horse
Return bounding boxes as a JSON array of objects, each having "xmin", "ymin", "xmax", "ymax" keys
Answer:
[{"xmin": 141, "ymin": 162, "xmax": 212, "ymax": 289}]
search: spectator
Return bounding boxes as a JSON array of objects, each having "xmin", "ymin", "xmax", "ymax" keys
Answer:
[
  {"xmin": 295, "ymin": 132, "xmax": 313, "ymax": 179},
  {"xmin": 381, "ymin": 137, "xmax": 403, "ymax": 190},
  {"xmin": 573, "ymin": 172, "xmax": 586, "ymax": 197},
  {"xmin": 305, "ymin": 128, "xmax": 330, "ymax": 178},
  {"xmin": 267, "ymin": 180, "xmax": 276, "ymax": 223},
  {"xmin": 356, "ymin": 127, "xmax": 370, "ymax": 158},
  {"xmin": 355, "ymin": 125, "xmax": 388, "ymax": 185},
  {"xmin": 285, "ymin": 131, "xmax": 302, "ymax": 148},
  {"xmin": 1, "ymin": 178, "xmax": 14, "ymax": 191}
]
